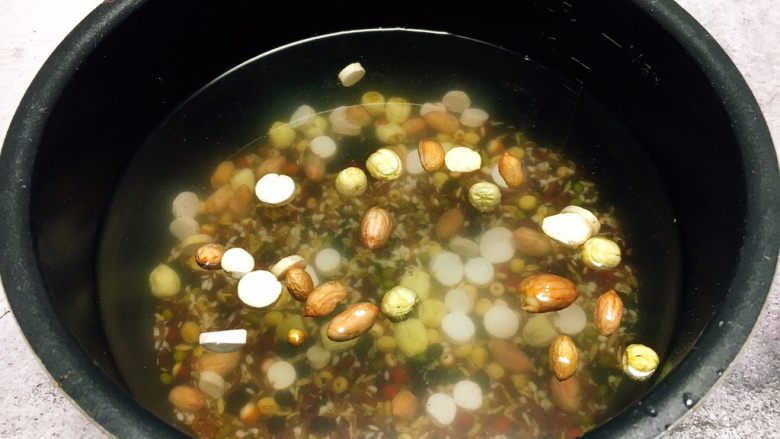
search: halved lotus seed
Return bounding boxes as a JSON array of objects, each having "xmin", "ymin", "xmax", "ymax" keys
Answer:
[
  {"xmin": 444, "ymin": 147, "xmax": 481, "ymax": 173},
  {"xmin": 255, "ymin": 173, "xmax": 296, "ymax": 206},
  {"xmin": 199, "ymin": 329, "xmax": 247, "ymax": 353},
  {"xmin": 178, "ymin": 233, "xmax": 214, "ymax": 256},
  {"xmin": 542, "ymin": 212, "xmax": 592, "ymax": 247},
  {"xmin": 237, "ymin": 270, "xmax": 283, "ymax": 308},
  {"xmin": 270, "ymin": 255, "xmax": 305, "ymax": 278},
  {"xmin": 338, "ymin": 62, "xmax": 366, "ymax": 87},
  {"xmin": 305, "ymin": 265, "xmax": 321, "ymax": 287},
  {"xmin": 561, "ymin": 205, "xmax": 601, "ymax": 235},
  {"xmin": 221, "ymin": 247, "xmax": 255, "ymax": 279},
  {"xmin": 491, "ymin": 164, "xmax": 509, "ymax": 189}
]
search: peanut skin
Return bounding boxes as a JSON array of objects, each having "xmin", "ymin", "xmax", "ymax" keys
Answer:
[
  {"xmin": 498, "ymin": 152, "xmax": 524, "ymax": 188},
  {"xmin": 304, "ymin": 281, "xmax": 348, "ymax": 317},
  {"xmin": 418, "ymin": 139, "xmax": 445, "ymax": 172},
  {"xmin": 285, "ymin": 267, "xmax": 314, "ymax": 301},
  {"xmin": 593, "ymin": 290, "xmax": 624, "ymax": 335},
  {"xmin": 326, "ymin": 302, "xmax": 379, "ymax": 341},
  {"xmin": 360, "ymin": 207, "xmax": 392, "ymax": 249},
  {"xmin": 517, "ymin": 274, "xmax": 578, "ymax": 313}
]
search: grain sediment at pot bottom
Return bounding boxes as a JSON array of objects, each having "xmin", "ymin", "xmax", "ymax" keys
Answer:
[{"xmin": 141, "ymin": 88, "xmax": 665, "ymax": 438}]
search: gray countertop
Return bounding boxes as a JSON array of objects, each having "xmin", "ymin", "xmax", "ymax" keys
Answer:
[{"xmin": 0, "ymin": 1, "xmax": 777, "ymax": 438}]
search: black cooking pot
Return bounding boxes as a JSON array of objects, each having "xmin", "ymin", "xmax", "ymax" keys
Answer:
[{"xmin": 1, "ymin": 0, "xmax": 777, "ymax": 437}]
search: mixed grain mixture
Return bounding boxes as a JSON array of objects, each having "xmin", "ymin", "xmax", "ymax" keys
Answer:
[{"xmin": 150, "ymin": 88, "xmax": 659, "ymax": 439}]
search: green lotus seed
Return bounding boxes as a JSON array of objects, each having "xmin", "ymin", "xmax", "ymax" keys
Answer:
[
  {"xmin": 366, "ymin": 148, "xmax": 403, "ymax": 181},
  {"xmin": 399, "ymin": 269, "xmax": 432, "ymax": 300},
  {"xmin": 622, "ymin": 344, "xmax": 659, "ymax": 381},
  {"xmin": 335, "ymin": 167, "xmax": 368, "ymax": 198},
  {"xmin": 394, "ymin": 319, "xmax": 428, "ymax": 357},
  {"xmin": 418, "ymin": 299, "xmax": 447, "ymax": 329},
  {"xmin": 468, "ymin": 181, "xmax": 502, "ymax": 212},
  {"xmin": 581, "ymin": 236, "xmax": 622, "ymax": 270},
  {"xmin": 149, "ymin": 264, "xmax": 181, "ymax": 299},
  {"xmin": 381, "ymin": 286, "xmax": 419, "ymax": 321}
]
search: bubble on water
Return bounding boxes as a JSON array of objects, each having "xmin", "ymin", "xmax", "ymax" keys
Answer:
[
  {"xmin": 644, "ymin": 405, "xmax": 658, "ymax": 417},
  {"xmin": 682, "ymin": 392, "xmax": 697, "ymax": 408},
  {"xmin": 716, "ymin": 369, "xmax": 724, "ymax": 377}
]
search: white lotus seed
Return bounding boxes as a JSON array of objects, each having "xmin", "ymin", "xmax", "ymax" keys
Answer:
[
  {"xmin": 430, "ymin": 251, "xmax": 464, "ymax": 286},
  {"xmin": 442, "ymin": 90, "xmax": 471, "ymax": 113},
  {"xmin": 169, "ymin": 216, "xmax": 199, "ymax": 241},
  {"xmin": 310, "ymin": 135, "xmax": 337, "ymax": 160},
  {"xmin": 315, "ymin": 248, "xmax": 341, "ymax": 277},
  {"xmin": 338, "ymin": 62, "xmax": 366, "ymax": 87},
  {"xmin": 289, "ymin": 104, "xmax": 316, "ymax": 128},
  {"xmin": 479, "ymin": 227, "xmax": 516, "ymax": 263},
  {"xmin": 171, "ymin": 191, "xmax": 199, "ymax": 218},
  {"xmin": 459, "ymin": 108, "xmax": 489, "ymax": 128}
]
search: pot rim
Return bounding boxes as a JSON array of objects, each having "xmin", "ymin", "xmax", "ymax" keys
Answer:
[{"xmin": 0, "ymin": 1, "xmax": 777, "ymax": 438}]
